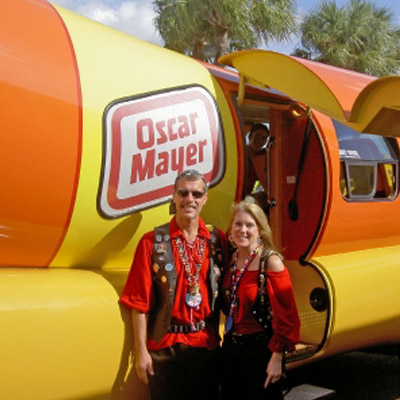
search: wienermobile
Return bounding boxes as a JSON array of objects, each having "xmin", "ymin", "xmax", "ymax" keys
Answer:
[{"xmin": 2, "ymin": 0, "xmax": 400, "ymax": 399}]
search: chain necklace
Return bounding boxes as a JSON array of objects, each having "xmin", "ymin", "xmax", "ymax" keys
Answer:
[
  {"xmin": 225, "ymin": 246, "xmax": 260, "ymax": 332},
  {"xmin": 174, "ymin": 236, "xmax": 205, "ymax": 308}
]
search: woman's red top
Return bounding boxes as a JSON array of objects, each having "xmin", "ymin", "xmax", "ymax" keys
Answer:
[{"xmin": 223, "ymin": 264, "xmax": 300, "ymax": 353}]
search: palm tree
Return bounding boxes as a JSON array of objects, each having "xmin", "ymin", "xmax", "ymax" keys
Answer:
[
  {"xmin": 294, "ymin": 0, "xmax": 400, "ymax": 76},
  {"xmin": 153, "ymin": 0, "xmax": 297, "ymax": 63}
]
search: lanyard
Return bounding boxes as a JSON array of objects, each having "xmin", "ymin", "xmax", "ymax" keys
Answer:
[
  {"xmin": 174, "ymin": 236, "xmax": 205, "ymax": 308},
  {"xmin": 225, "ymin": 246, "xmax": 259, "ymax": 331}
]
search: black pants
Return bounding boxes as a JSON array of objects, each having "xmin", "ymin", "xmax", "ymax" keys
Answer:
[
  {"xmin": 221, "ymin": 333, "xmax": 284, "ymax": 400},
  {"xmin": 148, "ymin": 344, "xmax": 220, "ymax": 400}
]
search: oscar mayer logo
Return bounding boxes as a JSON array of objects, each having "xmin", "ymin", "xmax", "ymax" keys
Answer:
[{"xmin": 99, "ymin": 85, "xmax": 225, "ymax": 218}]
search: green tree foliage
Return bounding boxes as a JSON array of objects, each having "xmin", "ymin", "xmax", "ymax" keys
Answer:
[
  {"xmin": 294, "ymin": 0, "xmax": 400, "ymax": 76},
  {"xmin": 153, "ymin": 0, "xmax": 297, "ymax": 63}
]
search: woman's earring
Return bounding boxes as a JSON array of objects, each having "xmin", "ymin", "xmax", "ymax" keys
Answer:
[{"xmin": 229, "ymin": 235, "xmax": 237, "ymax": 248}]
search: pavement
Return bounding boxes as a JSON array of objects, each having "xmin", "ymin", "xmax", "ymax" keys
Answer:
[{"xmin": 285, "ymin": 348, "xmax": 400, "ymax": 400}]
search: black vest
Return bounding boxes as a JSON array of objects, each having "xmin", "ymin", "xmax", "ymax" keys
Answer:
[
  {"xmin": 148, "ymin": 222, "xmax": 224, "ymax": 343},
  {"xmin": 250, "ymin": 249, "xmax": 281, "ymax": 334}
]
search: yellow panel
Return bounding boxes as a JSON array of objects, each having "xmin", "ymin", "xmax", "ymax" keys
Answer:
[
  {"xmin": 220, "ymin": 50, "xmax": 400, "ymax": 137},
  {"xmin": 50, "ymin": 6, "xmax": 237, "ymax": 269},
  {"xmin": 219, "ymin": 50, "xmax": 346, "ymax": 121},
  {"xmin": 0, "ymin": 269, "xmax": 127, "ymax": 400},
  {"xmin": 286, "ymin": 261, "xmax": 330, "ymax": 346},
  {"xmin": 312, "ymin": 245, "xmax": 400, "ymax": 356},
  {"xmin": 349, "ymin": 76, "xmax": 400, "ymax": 134}
]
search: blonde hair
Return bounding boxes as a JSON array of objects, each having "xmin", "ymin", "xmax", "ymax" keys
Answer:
[{"xmin": 227, "ymin": 201, "xmax": 275, "ymax": 250}]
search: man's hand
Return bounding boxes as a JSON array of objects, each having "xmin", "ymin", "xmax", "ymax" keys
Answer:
[
  {"xmin": 131, "ymin": 310, "xmax": 154, "ymax": 384},
  {"xmin": 135, "ymin": 348, "xmax": 154, "ymax": 384}
]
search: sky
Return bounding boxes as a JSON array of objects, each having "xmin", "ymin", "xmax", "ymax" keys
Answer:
[{"xmin": 54, "ymin": 0, "xmax": 400, "ymax": 55}]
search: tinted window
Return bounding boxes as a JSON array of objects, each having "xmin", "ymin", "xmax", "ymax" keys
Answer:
[{"xmin": 333, "ymin": 120, "xmax": 398, "ymax": 201}]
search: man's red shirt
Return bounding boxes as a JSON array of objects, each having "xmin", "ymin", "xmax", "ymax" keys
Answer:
[{"xmin": 120, "ymin": 217, "xmax": 226, "ymax": 351}]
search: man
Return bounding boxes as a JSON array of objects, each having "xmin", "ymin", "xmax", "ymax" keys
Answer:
[
  {"xmin": 245, "ymin": 123, "xmax": 269, "ymax": 195},
  {"xmin": 120, "ymin": 169, "xmax": 227, "ymax": 400}
]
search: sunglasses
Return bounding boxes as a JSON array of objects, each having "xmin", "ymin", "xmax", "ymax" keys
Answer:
[{"xmin": 176, "ymin": 189, "xmax": 206, "ymax": 199}]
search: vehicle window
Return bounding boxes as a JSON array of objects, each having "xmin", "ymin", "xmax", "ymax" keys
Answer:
[{"xmin": 333, "ymin": 120, "xmax": 398, "ymax": 201}]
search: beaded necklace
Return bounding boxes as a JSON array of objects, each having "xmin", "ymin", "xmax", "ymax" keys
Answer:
[
  {"xmin": 174, "ymin": 236, "xmax": 206, "ymax": 308},
  {"xmin": 225, "ymin": 246, "xmax": 259, "ymax": 332}
]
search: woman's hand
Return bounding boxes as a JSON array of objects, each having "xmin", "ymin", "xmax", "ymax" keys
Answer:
[{"xmin": 264, "ymin": 351, "xmax": 283, "ymax": 388}]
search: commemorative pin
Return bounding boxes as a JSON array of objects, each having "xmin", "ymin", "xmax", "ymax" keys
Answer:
[
  {"xmin": 165, "ymin": 263, "xmax": 174, "ymax": 272},
  {"xmin": 155, "ymin": 235, "xmax": 162, "ymax": 243},
  {"xmin": 155, "ymin": 243, "xmax": 167, "ymax": 253}
]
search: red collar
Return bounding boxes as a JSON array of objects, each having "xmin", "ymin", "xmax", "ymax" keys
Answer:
[{"xmin": 170, "ymin": 216, "xmax": 210, "ymax": 240}]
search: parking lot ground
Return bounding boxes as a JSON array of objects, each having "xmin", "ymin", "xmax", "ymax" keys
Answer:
[
  {"xmin": 285, "ymin": 383, "xmax": 335, "ymax": 400},
  {"xmin": 286, "ymin": 348, "xmax": 400, "ymax": 400}
]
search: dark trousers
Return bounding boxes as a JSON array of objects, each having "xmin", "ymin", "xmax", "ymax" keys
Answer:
[
  {"xmin": 221, "ymin": 333, "xmax": 284, "ymax": 400},
  {"xmin": 148, "ymin": 344, "xmax": 220, "ymax": 400}
]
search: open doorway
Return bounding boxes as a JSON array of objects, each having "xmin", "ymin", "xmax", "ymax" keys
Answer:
[
  {"xmin": 234, "ymin": 94, "xmax": 327, "ymax": 262},
  {"xmin": 233, "ymin": 93, "xmax": 330, "ymax": 360}
]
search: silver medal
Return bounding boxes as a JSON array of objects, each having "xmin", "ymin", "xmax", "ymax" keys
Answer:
[{"xmin": 185, "ymin": 292, "xmax": 202, "ymax": 308}]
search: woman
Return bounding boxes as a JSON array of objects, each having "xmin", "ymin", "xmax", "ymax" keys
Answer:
[{"xmin": 221, "ymin": 201, "xmax": 300, "ymax": 400}]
